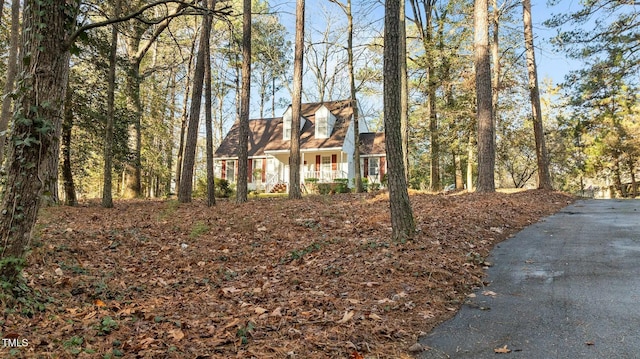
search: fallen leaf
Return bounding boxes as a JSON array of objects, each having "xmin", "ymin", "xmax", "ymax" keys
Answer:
[
  {"xmin": 254, "ymin": 307, "xmax": 268, "ymax": 315},
  {"xmin": 336, "ymin": 310, "xmax": 355, "ymax": 324},
  {"xmin": 169, "ymin": 329, "xmax": 185, "ymax": 341},
  {"xmin": 94, "ymin": 299, "xmax": 106, "ymax": 308},
  {"xmin": 368, "ymin": 313, "xmax": 382, "ymax": 320},
  {"xmin": 139, "ymin": 337, "xmax": 155, "ymax": 349},
  {"xmin": 494, "ymin": 345, "xmax": 511, "ymax": 353},
  {"xmin": 350, "ymin": 351, "xmax": 364, "ymax": 359},
  {"xmin": 270, "ymin": 307, "xmax": 283, "ymax": 317},
  {"xmin": 482, "ymin": 290, "xmax": 498, "ymax": 297},
  {"xmin": 408, "ymin": 343, "xmax": 424, "ymax": 353},
  {"xmin": 54, "ymin": 268, "xmax": 64, "ymax": 276}
]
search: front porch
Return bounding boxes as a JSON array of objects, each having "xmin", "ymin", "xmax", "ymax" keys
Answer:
[
  {"xmin": 265, "ymin": 150, "xmax": 350, "ymax": 193},
  {"xmin": 216, "ymin": 150, "xmax": 352, "ymax": 193}
]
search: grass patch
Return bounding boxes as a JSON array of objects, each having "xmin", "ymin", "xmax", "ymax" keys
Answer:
[{"xmin": 189, "ymin": 221, "xmax": 210, "ymax": 239}]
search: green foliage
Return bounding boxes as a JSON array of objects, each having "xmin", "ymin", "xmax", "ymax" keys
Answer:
[
  {"xmin": 195, "ymin": 177, "xmax": 234, "ymax": 198},
  {"xmin": 96, "ymin": 316, "xmax": 118, "ymax": 335},
  {"xmin": 0, "ymin": 258, "xmax": 49, "ymax": 317},
  {"xmin": 190, "ymin": 221, "xmax": 210, "ymax": 239},
  {"xmin": 236, "ymin": 321, "xmax": 255, "ymax": 345},
  {"xmin": 280, "ymin": 242, "xmax": 324, "ymax": 264},
  {"xmin": 316, "ymin": 179, "xmax": 350, "ymax": 195},
  {"xmin": 63, "ymin": 336, "xmax": 84, "ymax": 354}
]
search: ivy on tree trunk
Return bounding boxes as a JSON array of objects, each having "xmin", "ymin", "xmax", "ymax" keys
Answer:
[{"xmin": 0, "ymin": 0, "xmax": 75, "ymax": 286}]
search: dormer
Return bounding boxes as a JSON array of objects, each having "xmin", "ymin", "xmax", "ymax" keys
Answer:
[
  {"xmin": 282, "ymin": 107, "xmax": 306, "ymax": 141},
  {"xmin": 314, "ymin": 105, "xmax": 337, "ymax": 139}
]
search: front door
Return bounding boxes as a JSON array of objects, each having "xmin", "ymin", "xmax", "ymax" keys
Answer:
[{"xmin": 320, "ymin": 156, "xmax": 332, "ymax": 181}]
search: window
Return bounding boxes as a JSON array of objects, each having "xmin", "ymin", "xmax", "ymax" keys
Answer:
[
  {"xmin": 253, "ymin": 158, "xmax": 264, "ymax": 182},
  {"xmin": 316, "ymin": 116, "xmax": 328, "ymax": 138},
  {"xmin": 283, "ymin": 120, "xmax": 292, "ymax": 140},
  {"xmin": 368, "ymin": 158, "xmax": 380, "ymax": 177},
  {"xmin": 226, "ymin": 160, "xmax": 236, "ymax": 182},
  {"xmin": 321, "ymin": 156, "xmax": 332, "ymax": 181}
]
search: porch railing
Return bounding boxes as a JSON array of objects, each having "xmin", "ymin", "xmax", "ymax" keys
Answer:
[
  {"xmin": 265, "ymin": 172, "xmax": 280, "ymax": 193},
  {"xmin": 302, "ymin": 170, "xmax": 348, "ymax": 183}
]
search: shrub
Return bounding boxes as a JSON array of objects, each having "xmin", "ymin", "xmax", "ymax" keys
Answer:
[
  {"xmin": 334, "ymin": 178, "xmax": 350, "ymax": 193},
  {"xmin": 194, "ymin": 177, "xmax": 235, "ymax": 198}
]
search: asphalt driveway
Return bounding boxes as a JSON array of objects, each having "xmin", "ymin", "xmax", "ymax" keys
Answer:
[{"xmin": 419, "ymin": 199, "xmax": 640, "ymax": 359}]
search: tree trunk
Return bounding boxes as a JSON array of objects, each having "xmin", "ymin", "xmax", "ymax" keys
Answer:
[
  {"xmin": 174, "ymin": 35, "xmax": 197, "ymax": 194},
  {"xmin": 400, "ymin": 0, "xmax": 409, "ymax": 184},
  {"xmin": 165, "ymin": 72, "xmax": 177, "ymax": 196},
  {"xmin": 454, "ymin": 152, "xmax": 464, "ymax": 189},
  {"xmin": 629, "ymin": 158, "xmax": 637, "ymax": 198},
  {"xmin": 428, "ymin": 73, "xmax": 440, "ymax": 191},
  {"xmin": 123, "ymin": 56, "xmax": 143, "ymax": 198},
  {"xmin": 178, "ymin": 5, "xmax": 212, "ymax": 203},
  {"xmin": 0, "ymin": 0, "xmax": 21, "ymax": 164},
  {"xmin": 347, "ymin": 0, "xmax": 364, "ymax": 193},
  {"xmin": 0, "ymin": 0, "xmax": 74, "ymax": 285},
  {"xmin": 474, "ymin": 0, "xmax": 495, "ymax": 192},
  {"xmin": 491, "ymin": 0, "xmax": 501, "ymax": 136},
  {"xmin": 289, "ymin": 0, "xmax": 305, "ymax": 200},
  {"xmin": 385, "ymin": 0, "xmax": 415, "ymax": 241},
  {"xmin": 236, "ymin": 0, "xmax": 252, "ymax": 203},
  {"xmin": 62, "ymin": 88, "xmax": 77, "ymax": 206},
  {"xmin": 522, "ymin": 0, "xmax": 552, "ymax": 190},
  {"xmin": 467, "ymin": 127, "xmax": 475, "ymax": 191},
  {"xmin": 103, "ymin": 4, "xmax": 119, "ymax": 208},
  {"xmin": 204, "ymin": 14, "xmax": 216, "ymax": 207}
]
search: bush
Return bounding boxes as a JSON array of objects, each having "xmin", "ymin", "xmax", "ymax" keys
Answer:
[
  {"xmin": 316, "ymin": 179, "xmax": 350, "ymax": 195},
  {"xmin": 334, "ymin": 178, "xmax": 350, "ymax": 193},
  {"xmin": 194, "ymin": 177, "xmax": 235, "ymax": 198},
  {"xmin": 214, "ymin": 178, "xmax": 234, "ymax": 198}
]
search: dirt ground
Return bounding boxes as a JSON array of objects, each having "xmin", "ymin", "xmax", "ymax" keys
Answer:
[{"xmin": 1, "ymin": 189, "xmax": 574, "ymax": 358}]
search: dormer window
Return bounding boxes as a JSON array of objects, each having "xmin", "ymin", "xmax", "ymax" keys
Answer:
[
  {"xmin": 314, "ymin": 105, "xmax": 336, "ymax": 139},
  {"xmin": 316, "ymin": 115, "xmax": 328, "ymax": 138},
  {"xmin": 282, "ymin": 107, "xmax": 306, "ymax": 141},
  {"xmin": 283, "ymin": 118, "xmax": 292, "ymax": 140}
]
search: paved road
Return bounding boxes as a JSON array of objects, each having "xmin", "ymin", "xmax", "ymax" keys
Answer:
[{"xmin": 419, "ymin": 199, "xmax": 640, "ymax": 359}]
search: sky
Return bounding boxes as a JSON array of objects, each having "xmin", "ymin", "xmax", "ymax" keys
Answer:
[
  {"xmin": 239, "ymin": 0, "xmax": 595, "ymax": 125},
  {"xmin": 267, "ymin": 0, "xmax": 583, "ymax": 86}
]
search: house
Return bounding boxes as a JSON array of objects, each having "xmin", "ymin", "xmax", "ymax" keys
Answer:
[{"xmin": 214, "ymin": 99, "xmax": 386, "ymax": 193}]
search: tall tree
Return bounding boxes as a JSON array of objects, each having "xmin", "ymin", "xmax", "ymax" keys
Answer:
[
  {"xmin": 122, "ymin": 2, "xmax": 189, "ymax": 198},
  {"xmin": 0, "ymin": 0, "xmax": 20, "ymax": 164},
  {"xmin": 236, "ymin": 0, "xmax": 251, "ymax": 203},
  {"xmin": 174, "ymin": 29, "xmax": 197, "ymax": 194},
  {"xmin": 0, "ymin": 0, "xmax": 77, "ymax": 287},
  {"xmin": 61, "ymin": 85, "xmax": 77, "ymax": 206},
  {"xmin": 400, "ymin": 0, "xmax": 409, "ymax": 184},
  {"xmin": 385, "ymin": 0, "xmax": 415, "ymax": 240},
  {"xmin": 328, "ymin": 0, "xmax": 363, "ymax": 192},
  {"xmin": 204, "ymin": 25, "xmax": 216, "ymax": 207},
  {"xmin": 289, "ymin": 0, "xmax": 305, "ymax": 199},
  {"xmin": 102, "ymin": 2, "xmax": 120, "ymax": 208},
  {"xmin": 474, "ymin": 0, "xmax": 495, "ymax": 192},
  {"xmin": 178, "ymin": 1, "xmax": 213, "ymax": 203},
  {"xmin": 522, "ymin": 0, "xmax": 552, "ymax": 189}
]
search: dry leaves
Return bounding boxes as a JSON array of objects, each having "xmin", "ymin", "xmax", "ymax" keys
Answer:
[
  {"xmin": 494, "ymin": 345, "xmax": 512, "ymax": 353},
  {"xmin": 3, "ymin": 190, "xmax": 572, "ymax": 358}
]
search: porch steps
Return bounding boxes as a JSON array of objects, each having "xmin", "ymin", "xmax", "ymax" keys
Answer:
[{"xmin": 270, "ymin": 183, "xmax": 287, "ymax": 193}]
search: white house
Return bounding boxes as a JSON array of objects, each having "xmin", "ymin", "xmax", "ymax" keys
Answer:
[{"xmin": 214, "ymin": 100, "xmax": 386, "ymax": 192}]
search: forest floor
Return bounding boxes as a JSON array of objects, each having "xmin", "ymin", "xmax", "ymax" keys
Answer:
[{"xmin": 2, "ymin": 189, "xmax": 574, "ymax": 359}]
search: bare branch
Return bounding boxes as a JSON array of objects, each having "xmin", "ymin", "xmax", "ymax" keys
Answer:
[{"xmin": 67, "ymin": 0, "xmax": 232, "ymax": 48}]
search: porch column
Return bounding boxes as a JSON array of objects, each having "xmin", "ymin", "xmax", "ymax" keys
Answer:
[{"xmin": 301, "ymin": 152, "xmax": 305, "ymax": 180}]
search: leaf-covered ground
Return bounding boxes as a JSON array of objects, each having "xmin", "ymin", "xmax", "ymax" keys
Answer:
[{"xmin": 2, "ymin": 190, "xmax": 573, "ymax": 358}]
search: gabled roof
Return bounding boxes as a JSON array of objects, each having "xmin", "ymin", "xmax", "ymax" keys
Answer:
[
  {"xmin": 214, "ymin": 99, "xmax": 385, "ymax": 158},
  {"xmin": 359, "ymin": 132, "xmax": 386, "ymax": 156}
]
